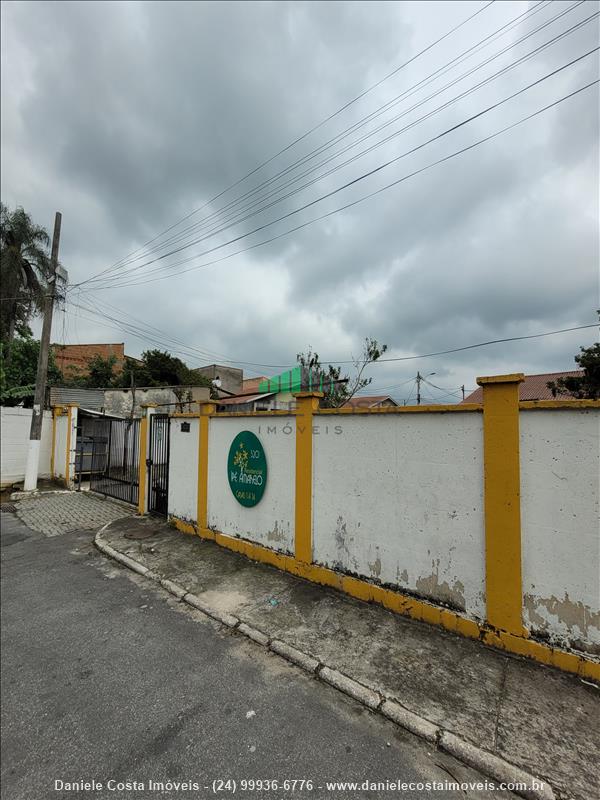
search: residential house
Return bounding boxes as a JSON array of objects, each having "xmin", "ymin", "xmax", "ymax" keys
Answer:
[
  {"xmin": 342, "ymin": 395, "xmax": 398, "ymax": 409},
  {"xmin": 461, "ymin": 370, "xmax": 585, "ymax": 403},
  {"xmin": 216, "ymin": 376, "xmax": 293, "ymax": 413}
]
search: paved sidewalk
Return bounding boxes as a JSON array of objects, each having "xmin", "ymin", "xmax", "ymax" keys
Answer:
[
  {"xmin": 99, "ymin": 517, "xmax": 599, "ymax": 800},
  {"xmin": 14, "ymin": 491, "xmax": 134, "ymax": 536}
]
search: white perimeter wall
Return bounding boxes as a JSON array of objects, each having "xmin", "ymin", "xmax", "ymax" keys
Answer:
[
  {"xmin": 312, "ymin": 413, "xmax": 486, "ymax": 620},
  {"xmin": 520, "ymin": 409, "xmax": 600, "ymax": 652},
  {"xmin": 168, "ymin": 418, "xmax": 199, "ymax": 523},
  {"xmin": 0, "ymin": 407, "xmax": 53, "ymax": 487},
  {"xmin": 207, "ymin": 417, "xmax": 295, "ymax": 554}
]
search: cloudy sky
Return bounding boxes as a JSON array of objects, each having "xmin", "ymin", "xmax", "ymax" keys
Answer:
[{"xmin": 1, "ymin": 0, "xmax": 598, "ymax": 402}]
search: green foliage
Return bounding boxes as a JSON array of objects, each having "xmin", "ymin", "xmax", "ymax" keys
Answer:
[
  {"xmin": 86, "ymin": 354, "xmax": 118, "ymax": 388},
  {"xmin": 297, "ymin": 337, "xmax": 388, "ymax": 408},
  {"xmin": 117, "ymin": 349, "xmax": 212, "ymax": 390},
  {"xmin": 61, "ymin": 353, "xmax": 119, "ymax": 388},
  {"xmin": 0, "ymin": 333, "xmax": 62, "ymax": 407},
  {"xmin": 0, "ymin": 202, "xmax": 53, "ymax": 346},
  {"xmin": 547, "ymin": 341, "xmax": 600, "ymax": 400}
]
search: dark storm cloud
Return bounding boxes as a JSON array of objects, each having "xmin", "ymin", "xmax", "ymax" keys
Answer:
[{"xmin": 1, "ymin": 0, "xmax": 598, "ymax": 397}]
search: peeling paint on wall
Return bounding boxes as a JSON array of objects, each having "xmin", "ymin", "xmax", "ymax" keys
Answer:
[
  {"xmin": 415, "ymin": 565, "xmax": 466, "ymax": 612},
  {"xmin": 267, "ymin": 520, "xmax": 288, "ymax": 544},
  {"xmin": 332, "ymin": 517, "xmax": 359, "ymax": 572},
  {"xmin": 368, "ymin": 554, "xmax": 382, "ymax": 579},
  {"xmin": 524, "ymin": 592, "xmax": 600, "ymax": 654},
  {"xmin": 520, "ymin": 409, "xmax": 600, "ymax": 654}
]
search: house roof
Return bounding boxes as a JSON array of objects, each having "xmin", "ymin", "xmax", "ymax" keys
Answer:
[
  {"xmin": 218, "ymin": 392, "xmax": 276, "ymax": 406},
  {"xmin": 462, "ymin": 370, "xmax": 584, "ymax": 403},
  {"xmin": 241, "ymin": 376, "xmax": 269, "ymax": 394},
  {"xmin": 343, "ymin": 395, "xmax": 398, "ymax": 409}
]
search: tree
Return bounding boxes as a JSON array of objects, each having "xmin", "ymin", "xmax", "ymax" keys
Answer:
[
  {"xmin": 0, "ymin": 203, "xmax": 54, "ymax": 356},
  {"xmin": 0, "ymin": 332, "xmax": 63, "ymax": 407},
  {"xmin": 296, "ymin": 337, "xmax": 388, "ymax": 408},
  {"xmin": 58, "ymin": 352, "xmax": 119, "ymax": 388},
  {"xmin": 84, "ymin": 354, "xmax": 119, "ymax": 388},
  {"xmin": 547, "ymin": 341, "xmax": 600, "ymax": 400},
  {"xmin": 117, "ymin": 349, "xmax": 212, "ymax": 391}
]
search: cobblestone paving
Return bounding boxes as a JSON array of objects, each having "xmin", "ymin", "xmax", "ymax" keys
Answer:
[{"xmin": 15, "ymin": 492, "xmax": 134, "ymax": 537}]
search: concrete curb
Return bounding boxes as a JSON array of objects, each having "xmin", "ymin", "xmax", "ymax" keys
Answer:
[
  {"xmin": 160, "ymin": 578, "xmax": 187, "ymax": 599},
  {"xmin": 184, "ymin": 592, "xmax": 239, "ymax": 629},
  {"xmin": 11, "ymin": 489, "xmax": 72, "ymax": 500},
  {"xmin": 94, "ymin": 524, "xmax": 555, "ymax": 800},
  {"xmin": 270, "ymin": 639, "xmax": 319, "ymax": 673},
  {"xmin": 319, "ymin": 666, "xmax": 381, "ymax": 710},
  {"xmin": 439, "ymin": 732, "xmax": 555, "ymax": 800},
  {"xmin": 380, "ymin": 699, "xmax": 439, "ymax": 744}
]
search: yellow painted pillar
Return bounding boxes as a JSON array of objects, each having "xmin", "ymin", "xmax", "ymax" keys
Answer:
[
  {"xmin": 197, "ymin": 401, "xmax": 216, "ymax": 534},
  {"xmin": 65, "ymin": 404, "xmax": 78, "ymax": 486},
  {"xmin": 138, "ymin": 413, "xmax": 148, "ymax": 515},
  {"xmin": 294, "ymin": 392, "xmax": 323, "ymax": 564},
  {"xmin": 50, "ymin": 406, "xmax": 59, "ymax": 479},
  {"xmin": 477, "ymin": 373, "xmax": 525, "ymax": 636},
  {"xmin": 138, "ymin": 404, "xmax": 158, "ymax": 515}
]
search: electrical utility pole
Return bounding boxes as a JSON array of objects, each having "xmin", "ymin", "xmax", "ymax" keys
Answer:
[
  {"xmin": 23, "ymin": 212, "xmax": 62, "ymax": 491},
  {"xmin": 416, "ymin": 372, "xmax": 423, "ymax": 405},
  {"xmin": 416, "ymin": 371, "xmax": 435, "ymax": 406}
]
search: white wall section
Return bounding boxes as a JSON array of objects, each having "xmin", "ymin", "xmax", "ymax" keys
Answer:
[
  {"xmin": 0, "ymin": 407, "xmax": 53, "ymax": 487},
  {"xmin": 207, "ymin": 417, "xmax": 295, "ymax": 554},
  {"xmin": 312, "ymin": 413, "xmax": 486, "ymax": 620},
  {"xmin": 520, "ymin": 409, "xmax": 600, "ymax": 653},
  {"xmin": 168, "ymin": 417, "xmax": 199, "ymax": 524}
]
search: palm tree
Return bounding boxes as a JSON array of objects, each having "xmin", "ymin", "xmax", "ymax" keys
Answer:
[{"xmin": 0, "ymin": 203, "xmax": 52, "ymax": 359}]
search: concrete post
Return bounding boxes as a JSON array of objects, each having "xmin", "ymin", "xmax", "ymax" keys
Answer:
[
  {"xmin": 197, "ymin": 401, "xmax": 217, "ymax": 534},
  {"xmin": 477, "ymin": 373, "xmax": 525, "ymax": 635},
  {"xmin": 293, "ymin": 392, "xmax": 323, "ymax": 564}
]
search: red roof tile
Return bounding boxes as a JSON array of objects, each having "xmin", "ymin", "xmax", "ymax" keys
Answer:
[
  {"xmin": 343, "ymin": 395, "xmax": 398, "ymax": 409},
  {"xmin": 241, "ymin": 376, "xmax": 268, "ymax": 394},
  {"xmin": 462, "ymin": 371, "xmax": 584, "ymax": 403}
]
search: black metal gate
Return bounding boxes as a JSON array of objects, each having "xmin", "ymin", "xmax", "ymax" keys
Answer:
[
  {"xmin": 147, "ymin": 414, "xmax": 170, "ymax": 516},
  {"xmin": 89, "ymin": 417, "xmax": 140, "ymax": 506}
]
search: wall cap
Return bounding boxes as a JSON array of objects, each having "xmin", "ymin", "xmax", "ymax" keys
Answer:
[
  {"xmin": 293, "ymin": 391, "xmax": 324, "ymax": 398},
  {"xmin": 477, "ymin": 373, "xmax": 524, "ymax": 386}
]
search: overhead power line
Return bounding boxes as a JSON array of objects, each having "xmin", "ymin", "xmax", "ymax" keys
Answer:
[
  {"xmin": 83, "ymin": 1, "xmax": 495, "ymax": 283},
  {"xmin": 83, "ymin": 2, "xmax": 588, "ymax": 290},
  {"xmin": 66, "ymin": 295, "xmax": 266, "ymax": 376},
  {"xmin": 98, "ymin": 0, "xmax": 555, "ymax": 272},
  {"xmin": 78, "ymin": 70, "xmax": 599, "ymax": 291},
  {"xmin": 77, "ymin": 0, "xmax": 585, "ymax": 289},
  {"xmin": 63, "ymin": 296, "xmax": 599, "ymax": 371}
]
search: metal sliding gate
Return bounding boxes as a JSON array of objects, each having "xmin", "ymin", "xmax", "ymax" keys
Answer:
[
  {"xmin": 89, "ymin": 417, "xmax": 141, "ymax": 506},
  {"xmin": 147, "ymin": 414, "xmax": 170, "ymax": 516}
]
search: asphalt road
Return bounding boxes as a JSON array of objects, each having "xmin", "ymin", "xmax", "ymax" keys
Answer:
[{"xmin": 0, "ymin": 510, "xmax": 515, "ymax": 800}]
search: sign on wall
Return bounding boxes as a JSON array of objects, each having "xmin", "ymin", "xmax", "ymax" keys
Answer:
[{"xmin": 227, "ymin": 431, "xmax": 267, "ymax": 507}]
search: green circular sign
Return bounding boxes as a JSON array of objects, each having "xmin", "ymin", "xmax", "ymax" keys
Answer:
[{"xmin": 227, "ymin": 431, "xmax": 267, "ymax": 507}]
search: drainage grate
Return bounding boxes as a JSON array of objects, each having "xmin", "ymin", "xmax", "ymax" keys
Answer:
[
  {"xmin": 0, "ymin": 504, "xmax": 18, "ymax": 513},
  {"xmin": 124, "ymin": 528, "xmax": 155, "ymax": 540}
]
